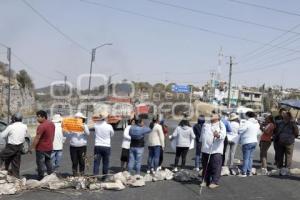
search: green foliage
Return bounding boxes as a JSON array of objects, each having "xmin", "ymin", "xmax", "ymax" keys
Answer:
[{"xmin": 16, "ymin": 69, "xmax": 34, "ymax": 89}]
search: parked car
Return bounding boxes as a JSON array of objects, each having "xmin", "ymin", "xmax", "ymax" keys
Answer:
[{"xmin": 0, "ymin": 120, "xmax": 32, "ymax": 154}]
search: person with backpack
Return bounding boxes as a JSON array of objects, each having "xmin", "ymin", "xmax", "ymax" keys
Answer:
[
  {"xmin": 147, "ymin": 117, "xmax": 165, "ymax": 174},
  {"xmin": 276, "ymin": 111, "xmax": 299, "ymax": 175},
  {"xmin": 128, "ymin": 118, "xmax": 151, "ymax": 175},
  {"xmin": 193, "ymin": 115, "xmax": 205, "ymax": 171}
]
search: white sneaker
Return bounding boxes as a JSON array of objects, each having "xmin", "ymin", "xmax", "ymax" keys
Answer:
[
  {"xmin": 238, "ymin": 174, "xmax": 247, "ymax": 178},
  {"xmin": 173, "ymin": 167, "xmax": 178, "ymax": 172},
  {"xmin": 147, "ymin": 170, "xmax": 151, "ymax": 174},
  {"xmin": 157, "ymin": 166, "xmax": 162, "ymax": 171},
  {"xmin": 194, "ymin": 168, "xmax": 200, "ymax": 172},
  {"xmin": 261, "ymin": 168, "xmax": 268, "ymax": 175}
]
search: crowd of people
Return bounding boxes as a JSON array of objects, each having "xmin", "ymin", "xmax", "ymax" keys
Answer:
[{"xmin": 0, "ymin": 108, "xmax": 299, "ymax": 190}]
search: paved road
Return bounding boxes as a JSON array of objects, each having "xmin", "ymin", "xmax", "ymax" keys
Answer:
[{"xmin": 2, "ymin": 119, "xmax": 300, "ymax": 200}]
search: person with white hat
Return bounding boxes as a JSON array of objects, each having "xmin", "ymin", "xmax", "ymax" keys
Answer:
[
  {"xmin": 201, "ymin": 114, "xmax": 226, "ymax": 189},
  {"xmin": 64, "ymin": 112, "xmax": 90, "ymax": 176},
  {"xmin": 92, "ymin": 111, "xmax": 114, "ymax": 179},
  {"xmin": 51, "ymin": 114, "xmax": 65, "ymax": 172},
  {"xmin": 225, "ymin": 113, "xmax": 240, "ymax": 173}
]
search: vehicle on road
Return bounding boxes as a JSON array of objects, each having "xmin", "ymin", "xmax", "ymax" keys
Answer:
[{"xmin": 0, "ymin": 120, "xmax": 32, "ymax": 154}]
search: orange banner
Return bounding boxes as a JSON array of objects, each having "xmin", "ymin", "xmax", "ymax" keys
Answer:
[{"xmin": 62, "ymin": 117, "xmax": 84, "ymax": 133}]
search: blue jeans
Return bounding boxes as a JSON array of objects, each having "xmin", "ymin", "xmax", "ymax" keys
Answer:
[
  {"xmin": 195, "ymin": 142, "xmax": 202, "ymax": 168},
  {"xmin": 93, "ymin": 146, "xmax": 111, "ymax": 175},
  {"xmin": 242, "ymin": 143, "xmax": 257, "ymax": 175},
  {"xmin": 128, "ymin": 147, "xmax": 144, "ymax": 175},
  {"xmin": 51, "ymin": 150, "xmax": 63, "ymax": 171},
  {"xmin": 147, "ymin": 146, "xmax": 161, "ymax": 170}
]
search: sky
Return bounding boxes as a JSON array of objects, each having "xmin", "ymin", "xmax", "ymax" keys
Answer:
[{"xmin": 1, "ymin": 0, "xmax": 300, "ymax": 89}]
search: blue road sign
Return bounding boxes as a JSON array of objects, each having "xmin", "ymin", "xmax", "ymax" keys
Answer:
[{"xmin": 171, "ymin": 84, "xmax": 190, "ymax": 93}]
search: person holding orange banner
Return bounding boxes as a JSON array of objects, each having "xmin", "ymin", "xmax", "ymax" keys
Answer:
[{"xmin": 64, "ymin": 112, "xmax": 90, "ymax": 176}]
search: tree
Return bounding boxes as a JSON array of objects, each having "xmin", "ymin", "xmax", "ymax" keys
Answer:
[{"xmin": 16, "ymin": 69, "xmax": 34, "ymax": 89}]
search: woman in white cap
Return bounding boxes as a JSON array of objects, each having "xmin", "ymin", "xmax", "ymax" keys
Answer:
[
  {"xmin": 64, "ymin": 112, "xmax": 90, "ymax": 176},
  {"xmin": 51, "ymin": 114, "xmax": 65, "ymax": 172},
  {"xmin": 225, "ymin": 113, "xmax": 240, "ymax": 174}
]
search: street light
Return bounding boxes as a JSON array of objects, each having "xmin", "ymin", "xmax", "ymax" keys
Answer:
[{"xmin": 85, "ymin": 43, "xmax": 112, "ymax": 119}]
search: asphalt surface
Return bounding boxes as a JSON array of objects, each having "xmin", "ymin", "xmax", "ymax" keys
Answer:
[{"xmin": 2, "ymin": 120, "xmax": 300, "ymax": 200}]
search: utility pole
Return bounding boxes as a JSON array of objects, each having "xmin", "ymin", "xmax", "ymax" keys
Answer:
[
  {"xmin": 227, "ymin": 56, "xmax": 233, "ymax": 109},
  {"xmin": 7, "ymin": 48, "xmax": 11, "ymax": 123}
]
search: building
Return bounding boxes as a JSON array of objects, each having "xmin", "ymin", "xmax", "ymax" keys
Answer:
[{"xmin": 239, "ymin": 90, "xmax": 262, "ymax": 111}]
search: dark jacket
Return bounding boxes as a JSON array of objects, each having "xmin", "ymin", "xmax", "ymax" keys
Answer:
[
  {"xmin": 129, "ymin": 125, "xmax": 151, "ymax": 148},
  {"xmin": 193, "ymin": 118, "xmax": 205, "ymax": 143}
]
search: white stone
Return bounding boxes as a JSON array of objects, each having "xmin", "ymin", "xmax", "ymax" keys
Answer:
[
  {"xmin": 164, "ymin": 169, "xmax": 174, "ymax": 180},
  {"xmin": 290, "ymin": 168, "xmax": 300, "ymax": 175},
  {"xmin": 0, "ymin": 183, "xmax": 17, "ymax": 195},
  {"xmin": 89, "ymin": 183, "xmax": 101, "ymax": 190},
  {"xmin": 0, "ymin": 171, "xmax": 8, "ymax": 178},
  {"xmin": 26, "ymin": 179, "xmax": 41, "ymax": 189},
  {"xmin": 143, "ymin": 174, "xmax": 153, "ymax": 182},
  {"xmin": 0, "ymin": 179, "xmax": 7, "ymax": 184},
  {"xmin": 112, "ymin": 172, "xmax": 127, "ymax": 184},
  {"xmin": 100, "ymin": 180, "xmax": 125, "ymax": 191}
]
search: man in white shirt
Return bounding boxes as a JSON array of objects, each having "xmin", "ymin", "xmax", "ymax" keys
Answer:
[
  {"xmin": 201, "ymin": 114, "xmax": 226, "ymax": 189},
  {"xmin": 0, "ymin": 113, "xmax": 27, "ymax": 178},
  {"xmin": 93, "ymin": 111, "xmax": 114, "ymax": 178}
]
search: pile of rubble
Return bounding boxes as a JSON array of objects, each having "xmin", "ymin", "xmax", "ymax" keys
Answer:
[{"xmin": 0, "ymin": 169, "xmax": 175, "ymax": 195}]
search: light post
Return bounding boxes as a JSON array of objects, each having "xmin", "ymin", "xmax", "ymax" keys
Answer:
[{"xmin": 85, "ymin": 43, "xmax": 112, "ymax": 119}]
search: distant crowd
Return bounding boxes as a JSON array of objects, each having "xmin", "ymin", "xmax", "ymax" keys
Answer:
[{"xmin": 0, "ymin": 107, "xmax": 298, "ymax": 189}]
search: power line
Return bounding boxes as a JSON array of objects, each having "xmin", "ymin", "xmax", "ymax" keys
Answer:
[
  {"xmin": 239, "ymin": 34, "xmax": 300, "ymax": 65},
  {"xmin": 80, "ymin": 0, "xmax": 300, "ymax": 53},
  {"xmin": 226, "ymin": 0, "xmax": 300, "ymax": 17},
  {"xmin": 235, "ymin": 56, "xmax": 300, "ymax": 75},
  {"xmin": 147, "ymin": 0, "xmax": 300, "ymax": 35},
  {"xmin": 21, "ymin": 0, "xmax": 89, "ymax": 53},
  {"xmin": 239, "ymin": 23, "xmax": 300, "ymax": 61}
]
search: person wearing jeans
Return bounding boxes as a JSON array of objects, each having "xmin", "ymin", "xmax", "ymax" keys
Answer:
[
  {"xmin": 51, "ymin": 114, "xmax": 65, "ymax": 171},
  {"xmin": 225, "ymin": 113, "xmax": 240, "ymax": 172},
  {"xmin": 92, "ymin": 111, "xmax": 114, "ymax": 178},
  {"xmin": 128, "ymin": 119, "xmax": 151, "ymax": 175},
  {"xmin": 239, "ymin": 112, "xmax": 261, "ymax": 177},
  {"xmin": 147, "ymin": 118, "xmax": 165, "ymax": 173},
  {"xmin": 193, "ymin": 116, "xmax": 205, "ymax": 171},
  {"xmin": 171, "ymin": 119, "xmax": 195, "ymax": 172},
  {"xmin": 31, "ymin": 110, "xmax": 55, "ymax": 180}
]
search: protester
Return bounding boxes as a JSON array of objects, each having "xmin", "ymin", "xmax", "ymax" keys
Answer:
[
  {"xmin": 147, "ymin": 117, "xmax": 165, "ymax": 174},
  {"xmin": 31, "ymin": 110, "xmax": 55, "ymax": 180},
  {"xmin": 193, "ymin": 115, "xmax": 205, "ymax": 171},
  {"xmin": 276, "ymin": 111, "xmax": 298, "ymax": 175},
  {"xmin": 171, "ymin": 119, "xmax": 195, "ymax": 172},
  {"xmin": 64, "ymin": 112, "xmax": 90, "ymax": 176},
  {"xmin": 51, "ymin": 114, "xmax": 65, "ymax": 172},
  {"xmin": 93, "ymin": 111, "xmax": 114, "ymax": 178},
  {"xmin": 201, "ymin": 114, "xmax": 226, "ymax": 189},
  {"xmin": 225, "ymin": 113, "xmax": 240, "ymax": 174},
  {"xmin": 239, "ymin": 112, "xmax": 262, "ymax": 177},
  {"xmin": 273, "ymin": 108, "xmax": 286, "ymax": 166},
  {"xmin": 221, "ymin": 111, "xmax": 232, "ymax": 167},
  {"xmin": 128, "ymin": 118, "xmax": 151, "ymax": 175},
  {"xmin": 0, "ymin": 113, "xmax": 27, "ymax": 178},
  {"xmin": 158, "ymin": 120, "xmax": 168, "ymax": 170},
  {"xmin": 120, "ymin": 119, "xmax": 135, "ymax": 171},
  {"xmin": 258, "ymin": 115, "xmax": 275, "ymax": 174}
]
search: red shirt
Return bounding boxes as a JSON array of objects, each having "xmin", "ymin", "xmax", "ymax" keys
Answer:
[
  {"xmin": 260, "ymin": 123, "xmax": 275, "ymax": 142},
  {"xmin": 36, "ymin": 120, "xmax": 55, "ymax": 152}
]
